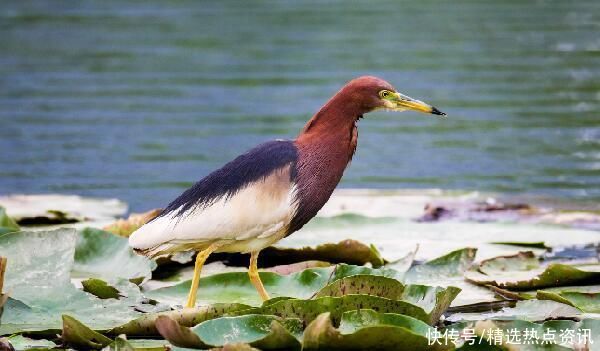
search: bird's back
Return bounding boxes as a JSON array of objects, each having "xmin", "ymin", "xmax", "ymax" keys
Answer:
[{"xmin": 129, "ymin": 140, "xmax": 300, "ymax": 256}]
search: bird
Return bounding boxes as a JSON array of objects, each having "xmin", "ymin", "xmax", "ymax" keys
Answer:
[{"xmin": 129, "ymin": 76, "xmax": 445, "ymax": 308}]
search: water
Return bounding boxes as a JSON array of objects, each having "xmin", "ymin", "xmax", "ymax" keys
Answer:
[{"xmin": 1, "ymin": 0, "xmax": 599, "ymax": 211}]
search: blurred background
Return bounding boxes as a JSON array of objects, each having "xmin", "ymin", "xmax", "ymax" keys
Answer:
[{"xmin": 1, "ymin": 0, "xmax": 598, "ymax": 212}]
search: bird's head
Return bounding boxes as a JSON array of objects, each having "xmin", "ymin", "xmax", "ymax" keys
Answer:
[{"xmin": 338, "ymin": 76, "xmax": 446, "ymax": 117}]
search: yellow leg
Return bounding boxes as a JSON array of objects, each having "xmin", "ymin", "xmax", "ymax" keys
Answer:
[
  {"xmin": 249, "ymin": 250, "xmax": 270, "ymax": 301},
  {"xmin": 186, "ymin": 243, "xmax": 219, "ymax": 308}
]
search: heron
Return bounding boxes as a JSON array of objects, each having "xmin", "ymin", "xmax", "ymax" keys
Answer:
[{"xmin": 129, "ymin": 76, "xmax": 445, "ymax": 307}]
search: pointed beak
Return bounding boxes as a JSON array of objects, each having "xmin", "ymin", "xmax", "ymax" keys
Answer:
[{"xmin": 393, "ymin": 92, "xmax": 446, "ymax": 117}]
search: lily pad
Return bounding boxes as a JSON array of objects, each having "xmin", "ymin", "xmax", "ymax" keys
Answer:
[
  {"xmin": 404, "ymin": 248, "xmax": 477, "ymax": 283},
  {"xmin": 156, "ymin": 314, "xmax": 302, "ymax": 350},
  {"xmin": 447, "ymin": 300, "xmax": 582, "ymax": 322},
  {"xmin": 312, "ymin": 274, "xmax": 460, "ymax": 324},
  {"xmin": 0, "ymin": 229, "xmax": 142, "ymax": 335},
  {"xmin": 73, "ymin": 228, "xmax": 156, "ymax": 283},
  {"xmin": 537, "ymin": 290, "xmax": 600, "ymax": 313},
  {"xmin": 255, "ymin": 292, "xmax": 457, "ymax": 325},
  {"xmin": 82, "ymin": 278, "xmax": 121, "ymax": 299},
  {"xmin": 3, "ymin": 335, "xmax": 56, "ymax": 350},
  {"xmin": 0, "ymin": 207, "xmax": 19, "ymax": 235},
  {"xmin": 62, "ymin": 314, "xmax": 113, "ymax": 349},
  {"xmin": 313, "ymin": 275, "xmax": 406, "ymax": 299},
  {"xmin": 145, "ymin": 267, "xmax": 336, "ymax": 307},
  {"xmin": 466, "ymin": 256, "xmax": 600, "ymax": 290},
  {"xmin": 217, "ymin": 239, "xmax": 386, "ymax": 269},
  {"xmin": 108, "ymin": 303, "xmax": 252, "ymax": 337},
  {"xmin": 303, "ymin": 311, "xmax": 451, "ymax": 351}
]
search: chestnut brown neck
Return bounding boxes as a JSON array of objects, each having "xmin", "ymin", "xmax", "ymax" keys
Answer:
[{"xmin": 288, "ymin": 96, "xmax": 360, "ymax": 233}]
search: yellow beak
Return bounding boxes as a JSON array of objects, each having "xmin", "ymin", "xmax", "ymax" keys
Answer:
[{"xmin": 393, "ymin": 92, "xmax": 446, "ymax": 116}]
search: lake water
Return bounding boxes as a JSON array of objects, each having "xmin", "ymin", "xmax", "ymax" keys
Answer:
[{"xmin": 1, "ymin": 0, "xmax": 598, "ymax": 211}]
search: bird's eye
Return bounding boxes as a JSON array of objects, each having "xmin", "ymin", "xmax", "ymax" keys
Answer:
[{"xmin": 379, "ymin": 90, "xmax": 392, "ymax": 99}]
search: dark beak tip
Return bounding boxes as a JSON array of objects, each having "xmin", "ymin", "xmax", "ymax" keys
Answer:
[{"xmin": 431, "ymin": 107, "xmax": 446, "ymax": 116}]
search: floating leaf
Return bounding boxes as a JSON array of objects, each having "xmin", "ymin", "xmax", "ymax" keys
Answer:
[
  {"xmin": 145, "ymin": 267, "xmax": 336, "ymax": 307},
  {"xmin": 466, "ymin": 259, "xmax": 600, "ymax": 291},
  {"xmin": 254, "ymin": 291, "xmax": 459, "ymax": 325},
  {"xmin": 0, "ymin": 229, "xmax": 142, "ymax": 335},
  {"xmin": 537, "ymin": 289, "xmax": 600, "ymax": 313},
  {"xmin": 447, "ymin": 300, "xmax": 582, "ymax": 322},
  {"xmin": 0, "ymin": 207, "xmax": 19, "ymax": 235},
  {"xmin": 62, "ymin": 315, "xmax": 113, "ymax": 349},
  {"xmin": 404, "ymin": 248, "xmax": 477, "ymax": 283},
  {"xmin": 3, "ymin": 335, "xmax": 56, "ymax": 350},
  {"xmin": 108, "ymin": 303, "xmax": 251, "ymax": 337},
  {"xmin": 73, "ymin": 228, "xmax": 156, "ymax": 283},
  {"xmin": 265, "ymin": 261, "xmax": 331, "ymax": 275},
  {"xmin": 313, "ymin": 275, "xmax": 406, "ymax": 299},
  {"xmin": 156, "ymin": 315, "xmax": 302, "ymax": 350},
  {"xmin": 303, "ymin": 311, "xmax": 451, "ymax": 351},
  {"xmin": 217, "ymin": 239, "xmax": 386, "ymax": 269},
  {"xmin": 82, "ymin": 278, "xmax": 121, "ymax": 299},
  {"xmin": 477, "ymin": 251, "xmax": 540, "ymax": 275}
]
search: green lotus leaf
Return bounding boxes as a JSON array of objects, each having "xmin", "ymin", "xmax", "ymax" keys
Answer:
[
  {"xmin": 447, "ymin": 300, "xmax": 582, "ymax": 322},
  {"xmin": 3, "ymin": 335, "xmax": 56, "ymax": 350},
  {"xmin": 312, "ymin": 274, "xmax": 460, "ymax": 323},
  {"xmin": 0, "ymin": 229, "xmax": 143, "ymax": 335},
  {"xmin": 477, "ymin": 251, "xmax": 540, "ymax": 275},
  {"xmin": 256, "ymin": 294, "xmax": 438, "ymax": 325},
  {"xmin": 156, "ymin": 314, "xmax": 302, "ymax": 350},
  {"xmin": 313, "ymin": 275, "xmax": 406, "ymax": 299},
  {"xmin": 62, "ymin": 314, "xmax": 112, "ymax": 349},
  {"xmin": 466, "ymin": 253, "xmax": 600, "ymax": 290},
  {"xmin": 73, "ymin": 228, "xmax": 156, "ymax": 283},
  {"xmin": 0, "ymin": 207, "xmax": 19, "ymax": 235},
  {"xmin": 108, "ymin": 303, "xmax": 252, "ymax": 337},
  {"xmin": 537, "ymin": 289, "xmax": 600, "ymax": 313},
  {"xmin": 81, "ymin": 278, "xmax": 121, "ymax": 299},
  {"xmin": 404, "ymin": 248, "xmax": 477, "ymax": 284},
  {"xmin": 103, "ymin": 335, "xmax": 170, "ymax": 351},
  {"xmin": 145, "ymin": 267, "xmax": 336, "ymax": 307},
  {"xmin": 303, "ymin": 310, "xmax": 452, "ymax": 351}
]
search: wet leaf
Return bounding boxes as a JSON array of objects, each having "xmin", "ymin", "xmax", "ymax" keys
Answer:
[
  {"xmin": 447, "ymin": 300, "xmax": 582, "ymax": 322},
  {"xmin": 537, "ymin": 290, "xmax": 600, "ymax": 313},
  {"xmin": 0, "ymin": 229, "xmax": 142, "ymax": 335},
  {"xmin": 62, "ymin": 315, "xmax": 113, "ymax": 349},
  {"xmin": 205, "ymin": 239, "xmax": 385, "ymax": 274},
  {"xmin": 145, "ymin": 267, "xmax": 336, "ymax": 307},
  {"xmin": 74, "ymin": 228, "xmax": 156, "ymax": 283},
  {"xmin": 404, "ymin": 248, "xmax": 477, "ymax": 283},
  {"xmin": 108, "ymin": 303, "xmax": 252, "ymax": 337},
  {"xmin": 3, "ymin": 335, "xmax": 56, "ymax": 350},
  {"xmin": 265, "ymin": 261, "xmax": 331, "ymax": 275},
  {"xmin": 82, "ymin": 278, "xmax": 121, "ymax": 299},
  {"xmin": 477, "ymin": 251, "xmax": 540, "ymax": 275},
  {"xmin": 303, "ymin": 311, "xmax": 451, "ymax": 351},
  {"xmin": 0, "ymin": 207, "xmax": 19, "ymax": 235},
  {"xmin": 313, "ymin": 275, "xmax": 406, "ymax": 299},
  {"xmin": 254, "ymin": 292, "xmax": 458, "ymax": 325},
  {"xmin": 466, "ymin": 253, "xmax": 600, "ymax": 290},
  {"xmin": 156, "ymin": 315, "xmax": 302, "ymax": 350}
]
